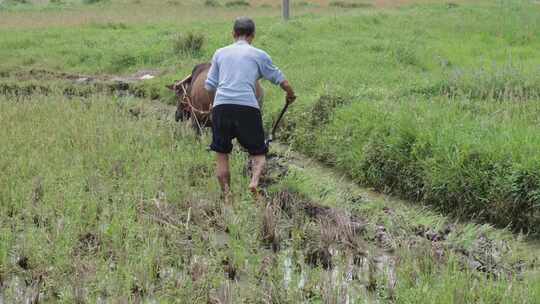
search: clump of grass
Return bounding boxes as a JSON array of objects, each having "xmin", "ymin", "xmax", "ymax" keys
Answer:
[
  {"xmin": 204, "ymin": 0, "xmax": 221, "ymax": 7},
  {"xmin": 391, "ymin": 44, "xmax": 419, "ymax": 66},
  {"xmin": 108, "ymin": 53, "xmax": 137, "ymax": 72},
  {"xmin": 172, "ymin": 32, "xmax": 205, "ymax": 57},
  {"xmin": 82, "ymin": 0, "xmax": 108, "ymax": 4},
  {"xmin": 304, "ymin": 221, "xmax": 333, "ymax": 269},
  {"xmin": 309, "ymin": 94, "xmax": 350, "ymax": 126},
  {"xmin": 225, "ymin": 0, "xmax": 249, "ymax": 7},
  {"xmin": 295, "ymin": 1, "xmax": 318, "ymax": 7},
  {"xmin": 330, "ymin": 1, "xmax": 371, "ymax": 9},
  {"xmin": 282, "ymin": 94, "xmax": 351, "ymax": 162},
  {"xmin": 90, "ymin": 22, "xmax": 128, "ymax": 30},
  {"xmin": 261, "ymin": 203, "xmax": 281, "ymax": 252}
]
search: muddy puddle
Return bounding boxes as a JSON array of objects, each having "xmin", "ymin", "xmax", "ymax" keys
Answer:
[
  {"xmin": 279, "ymin": 248, "xmax": 396, "ymax": 302},
  {"xmin": 1, "ymin": 275, "xmax": 42, "ymax": 304}
]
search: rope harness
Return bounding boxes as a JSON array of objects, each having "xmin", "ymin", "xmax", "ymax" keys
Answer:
[{"xmin": 177, "ymin": 77, "xmax": 212, "ymax": 132}]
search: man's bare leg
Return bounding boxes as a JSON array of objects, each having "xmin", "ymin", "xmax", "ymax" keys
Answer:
[
  {"xmin": 248, "ymin": 154, "xmax": 266, "ymax": 195},
  {"xmin": 216, "ymin": 153, "xmax": 231, "ymax": 202}
]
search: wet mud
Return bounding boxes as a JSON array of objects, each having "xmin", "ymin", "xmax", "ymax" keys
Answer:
[
  {"xmin": 254, "ymin": 151, "xmax": 530, "ymax": 300},
  {"xmin": 0, "ymin": 69, "xmax": 160, "ymax": 99}
]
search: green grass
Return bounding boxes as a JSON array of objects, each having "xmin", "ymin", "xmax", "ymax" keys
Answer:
[
  {"xmin": 1, "ymin": 0, "xmax": 540, "ymax": 301},
  {"xmin": 1, "ymin": 1, "xmax": 540, "ymax": 114},
  {"xmin": 0, "ymin": 95, "xmax": 538, "ymax": 302},
  {"xmin": 0, "ymin": 95, "xmax": 250, "ymax": 301},
  {"xmin": 284, "ymin": 95, "xmax": 540, "ymax": 232},
  {"xmin": 1, "ymin": 0, "xmax": 540, "ymax": 229}
]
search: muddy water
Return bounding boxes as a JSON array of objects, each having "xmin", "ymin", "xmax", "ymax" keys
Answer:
[
  {"xmin": 283, "ymin": 254, "xmax": 293, "ymax": 289},
  {"xmin": 1, "ymin": 275, "xmax": 41, "ymax": 304},
  {"xmin": 278, "ymin": 247, "xmax": 396, "ymax": 302}
]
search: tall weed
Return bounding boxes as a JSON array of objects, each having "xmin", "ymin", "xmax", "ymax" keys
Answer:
[{"xmin": 172, "ymin": 32, "xmax": 205, "ymax": 57}]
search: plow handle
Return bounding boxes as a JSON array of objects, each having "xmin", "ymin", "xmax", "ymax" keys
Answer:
[{"xmin": 267, "ymin": 101, "xmax": 291, "ymax": 145}]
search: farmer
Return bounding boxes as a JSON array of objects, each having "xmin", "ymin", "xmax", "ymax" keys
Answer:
[{"xmin": 204, "ymin": 16, "xmax": 296, "ymax": 198}]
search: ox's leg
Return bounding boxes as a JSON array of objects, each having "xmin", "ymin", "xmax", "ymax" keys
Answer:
[
  {"xmin": 175, "ymin": 98, "xmax": 182, "ymax": 122},
  {"xmin": 175, "ymin": 101, "xmax": 187, "ymax": 122},
  {"xmin": 190, "ymin": 117, "xmax": 200, "ymax": 133},
  {"xmin": 178, "ymin": 109, "xmax": 192, "ymax": 122}
]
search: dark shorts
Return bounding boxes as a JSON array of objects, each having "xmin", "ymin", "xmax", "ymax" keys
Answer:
[{"xmin": 210, "ymin": 104, "xmax": 268, "ymax": 155}]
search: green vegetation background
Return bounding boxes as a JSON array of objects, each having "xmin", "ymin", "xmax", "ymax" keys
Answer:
[
  {"xmin": 1, "ymin": 0, "xmax": 540, "ymax": 301},
  {"xmin": 3, "ymin": 0, "xmax": 539, "ymax": 231}
]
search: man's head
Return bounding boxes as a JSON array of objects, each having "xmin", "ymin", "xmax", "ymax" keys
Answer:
[{"xmin": 233, "ymin": 17, "xmax": 255, "ymax": 43}]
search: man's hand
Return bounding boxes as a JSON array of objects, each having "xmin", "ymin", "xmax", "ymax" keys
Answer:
[
  {"xmin": 280, "ymin": 80, "xmax": 296, "ymax": 104},
  {"xmin": 286, "ymin": 92, "xmax": 296, "ymax": 104}
]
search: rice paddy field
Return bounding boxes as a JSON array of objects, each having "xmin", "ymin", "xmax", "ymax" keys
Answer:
[{"xmin": 1, "ymin": 0, "xmax": 540, "ymax": 302}]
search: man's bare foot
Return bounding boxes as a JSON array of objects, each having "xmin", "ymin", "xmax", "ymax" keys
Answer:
[
  {"xmin": 249, "ymin": 183, "xmax": 262, "ymax": 202},
  {"xmin": 222, "ymin": 191, "xmax": 233, "ymax": 206}
]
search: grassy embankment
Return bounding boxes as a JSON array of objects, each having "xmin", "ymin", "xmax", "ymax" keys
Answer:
[{"xmin": 278, "ymin": 1, "xmax": 540, "ymax": 232}]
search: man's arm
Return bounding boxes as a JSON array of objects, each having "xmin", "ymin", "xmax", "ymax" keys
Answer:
[
  {"xmin": 280, "ymin": 80, "xmax": 296, "ymax": 104},
  {"xmin": 205, "ymin": 53, "xmax": 219, "ymax": 94},
  {"xmin": 259, "ymin": 52, "xmax": 296, "ymax": 104}
]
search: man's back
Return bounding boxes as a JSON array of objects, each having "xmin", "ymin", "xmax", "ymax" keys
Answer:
[{"xmin": 205, "ymin": 40, "xmax": 285, "ymax": 109}]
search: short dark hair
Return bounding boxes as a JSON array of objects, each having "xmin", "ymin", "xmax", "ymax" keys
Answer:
[{"xmin": 233, "ymin": 17, "xmax": 255, "ymax": 37}]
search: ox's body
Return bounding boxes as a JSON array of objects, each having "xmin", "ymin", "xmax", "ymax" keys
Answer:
[{"xmin": 168, "ymin": 63, "xmax": 264, "ymax": 129}]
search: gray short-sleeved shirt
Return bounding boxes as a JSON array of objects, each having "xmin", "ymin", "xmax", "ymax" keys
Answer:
[{"xmin": 204, "ymin": 40, "xmax": 286, "ymax": 109}]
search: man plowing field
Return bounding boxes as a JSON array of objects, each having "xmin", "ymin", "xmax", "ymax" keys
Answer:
[{"xmin": 204, "ymin": 16, "xmax": 296, "ymax": 199}]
